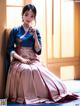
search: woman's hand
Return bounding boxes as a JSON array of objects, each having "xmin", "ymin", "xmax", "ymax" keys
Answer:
[
  {"xmin": 11, "ymin": 51, "xmax": 32, "ymax": 64},
  {"xmin": 21, "ymin": 58, "xmax": 32, "ymax": 64},
  {"xmin": 29, "ymin": 27, "xmax": 37, "ymax": 40}
]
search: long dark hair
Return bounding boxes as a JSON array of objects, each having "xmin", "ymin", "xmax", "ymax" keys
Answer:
[{"xmin": 22, "ymin": 4, "xmax": 37, "ymax": 18}]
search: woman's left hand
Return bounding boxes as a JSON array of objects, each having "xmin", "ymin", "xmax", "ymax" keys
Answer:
[{"xmin": 29, "ymin": 27, "xmax": 37, "ymax": 40}]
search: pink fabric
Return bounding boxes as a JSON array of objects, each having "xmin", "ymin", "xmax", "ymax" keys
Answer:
[{"xmin": 5, "ymin": 47, "xmax": 78, "ymax": 104}]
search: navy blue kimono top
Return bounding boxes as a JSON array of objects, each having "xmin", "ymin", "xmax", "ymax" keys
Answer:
[{"xmin": 7, "ymin": 25, "xmax": 41, "ymax": 57}]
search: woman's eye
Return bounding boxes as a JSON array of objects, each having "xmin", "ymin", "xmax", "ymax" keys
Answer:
[
  {"xmin": 25, "ymin": 13, "xmax": 28, "ymax": 16},
  {"xmin": 31, "ymin": 15, "xmax": 34, "ymax": 18}
]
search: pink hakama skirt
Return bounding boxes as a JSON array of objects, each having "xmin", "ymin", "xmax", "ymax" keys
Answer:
[{"xmin": 5, "ymin": 47, "xmax": 78, "ymax": 104}]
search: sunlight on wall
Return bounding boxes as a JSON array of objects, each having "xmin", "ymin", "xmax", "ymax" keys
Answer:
[
  {"xmin": 32, "ymin": 0, "xmax": 46, "ymax": 34},
  {"xmin": 53, "ymin": 0, "xmax": 61, "ymax": 58},
  {"xmin": 53, "ymin": 0, "xmax": 74, "ymax": 58},
  {"xmin": 61, "ymin": 1, "xmax": 74, "ymax": 57},
  {"xmin": 46, "ymin": 0, "xmax": 53, "ymax": 59},
  {"xmin": 7, "ymin": 7, "xmax": 22, "ymax": 28},
  {"xmin": 60, "ymin": 66, "xmax": 74, "ymax": 80},
  {"xmin": 6, "ymin": 0, "xmax": 23, "ymax": 6},
  {"xmin": 6, "ymin": 0, "xmax": 23, "ymax": 28}
]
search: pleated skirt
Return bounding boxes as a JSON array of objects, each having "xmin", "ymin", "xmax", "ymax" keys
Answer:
[{"xmin": 5, "ymin": 47, "xmax": 78, "ymax": 104}]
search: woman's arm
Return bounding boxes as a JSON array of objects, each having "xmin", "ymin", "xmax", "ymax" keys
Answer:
[
  {"xmin": 34, "ymin": 33, "xmax": 41, "ymax": 51},
  {"xmin": 29, "ymin": 28, "xmax": 42, "ymax": 55},
  {"xmin": 33, "ymin": 30, "xmax": 42, "ymax": 55},
  {"xmin": 7, "ymin": 28, "xmax": 31, "ymax": 64}
]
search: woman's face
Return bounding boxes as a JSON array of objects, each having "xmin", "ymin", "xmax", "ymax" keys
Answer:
[{"xmin": 22, "ymin": 9, "xmax": 35, "ymax": 26}]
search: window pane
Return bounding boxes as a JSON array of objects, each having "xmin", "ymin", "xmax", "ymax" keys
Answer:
[
  {"xmin": 7, "ymin": 7, "xmax": 22, "ymax": 28},
  {"xmin": 7, "ymin": 0, "xmax": 23, "ymax": 6},
  {"xmin": 60, "ymin": 66, "xmax": 74, "ymax": 80},
  {"xmin": 46, "ymin": 0, "xmax": 53, "ymax": 59},
  {"xmin": 61, "ymin": 1, "xmax": 74, "ymax": 57},
  {"xmin": 53, "ymin": 0, "xmax": 61, "ymax": 58}
]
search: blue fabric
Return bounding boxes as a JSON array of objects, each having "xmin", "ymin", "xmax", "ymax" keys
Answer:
[{"xmin": 7, "ymin": 25, "xmax": 41, "ymax": 56}]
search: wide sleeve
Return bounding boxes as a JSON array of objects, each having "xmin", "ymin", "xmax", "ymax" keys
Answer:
[
  {"xmin": 33, "ymin": 29, "xmax": 42, "ymax": 55},
  {"xmin": 5, "ymin": 28, "xmax": 17, "ymax": 75},
  {"xmin": 36, "ymin": 29, "xmax": 41, "ymax": 45},
  {"xmin": 7, "ymin": 28, "xmax": 16, "ymax": 57}
]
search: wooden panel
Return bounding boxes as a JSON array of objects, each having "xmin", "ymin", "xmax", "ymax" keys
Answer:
[
  {"xmin": 0, "ymin": 0, "xmax": 6, "ymax": 98},
  {"xmin": 24, "ymin": 0, "xmax": 32, "ymax": 4},
  {"xmin": 47, "ymin": 57, "xmax": 80, "ymax": 80},
  {"xmin": 74, "ymin": 2, "xmax": 80, "ymax": 57},
  {"xmin": 47, "ymin": 64, "xmax": 60, "ymax": 78}
]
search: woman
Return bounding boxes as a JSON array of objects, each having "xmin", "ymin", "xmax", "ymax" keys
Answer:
[{"xmin": 5, "ymin": 4, "xmax": 79, "ymax": 104}]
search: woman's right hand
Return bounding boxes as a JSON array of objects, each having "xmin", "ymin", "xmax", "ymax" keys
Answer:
[
  {"xmin": 21, "ymin": 58, "xmax": 31, "ymax": 64},
  {"xmin": 11, "ymin": 51, "xmax": 32, "ymax": 64}
]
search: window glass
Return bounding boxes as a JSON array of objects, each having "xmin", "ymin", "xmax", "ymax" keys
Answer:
[
  {"xmin": 61, "ymin": 1, "xmax": 74, "ymax": 57},
  {"xmin": 7, "ymin": 7, "xmax": 22, "ymax": 28},
  {"xmin": 7, "ymin": 0, "xmax": 23, "ymax": 6},
  {"xmin": 60, "ymin": 66, "xmax": 74, "ymax": 80}
]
